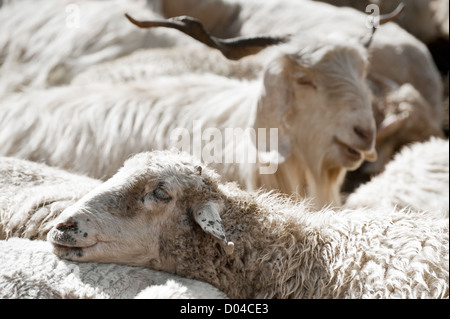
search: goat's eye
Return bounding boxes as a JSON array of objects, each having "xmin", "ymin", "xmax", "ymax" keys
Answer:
[{"xmin": 153, "ymin": 187, "xmax": 171, "ymax": 201}]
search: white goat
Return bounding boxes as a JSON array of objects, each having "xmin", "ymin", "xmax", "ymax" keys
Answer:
[
  {"xmin": 0, "ymin": 33, "xmax": 377, "ymax": 208},
  {"xmin": 345, "ymin": 137, "xmax": 449, "ymax": 217},
  {"xmin": 0, "ymin": 0, "xmax": 198, "ymax": 95},
  {"xmin": 0, "ymin": 238, "xmax": 227, "ymax": 299},
  {"xmin": 71, "ymin": 44, "xmax": 444, "ymax": 186},
  {"xmin": 156, "ymin": 0, "xmax": 444, "ymax": 128},
  {"xmin": 46, "ymin": 149, "xmax": 449, "ymax": 299}
]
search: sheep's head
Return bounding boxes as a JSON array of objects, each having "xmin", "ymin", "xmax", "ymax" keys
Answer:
[
  {"xmin": 256, "ymin": 36, "xmax": 377, "ymax": 177},
  {"xmin": 47, "ymin": 150, "xmax": 234, "ymax": 270}
]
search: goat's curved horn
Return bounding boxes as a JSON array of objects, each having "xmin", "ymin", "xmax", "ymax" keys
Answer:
[
  {"xmin": 125, "ymin": 14, "xmax": 288, "ymax": 60},
  {"xmin": 362, "ymin": 2, "xmax": 405, "ymax": 48},
  {"xmin": 379, "ymin": 2, "xmax": 405, "ymax": 24}
]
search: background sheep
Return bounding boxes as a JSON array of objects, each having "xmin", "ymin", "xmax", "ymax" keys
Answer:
[
  {"xmin": 342, "ymin": 81, "xmax": 446, "ymax": 191},
  {"xmin": 71, "ymin": 46, "xmax": 264, "ymax": 85},
  {"xmin": 345, "ymin": 137, "xmax": 449, "ymax": 217},
  {"xmin": 0, "ymin": 0, "xmax": 199, "ymax": 95},
  {"xmin": 0, "ymin": 238, "xmax": 227, "ymax": 299},
  {"xmin": 0, "ymin": 33, "xmax": 378, "ymax": 208},
  {"xmin": 312, "ymin": 0, "xmax": 449, "ymax": 44},
  {"xmin": 47, "ymin": 149, "xmax": 449, "ymax": 298},
  {"xmin": 0, "ymin": 156, "xmax": 100, "ymax": 240}
]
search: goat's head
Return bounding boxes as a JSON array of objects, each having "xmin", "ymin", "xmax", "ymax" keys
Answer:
[
  {"xmin": 47, "ymin": 150, "xmax": 234, "ymax": 270},
  {"xmin": 255, "ymin": 35, "xmax": 377, "ymax": 178}
]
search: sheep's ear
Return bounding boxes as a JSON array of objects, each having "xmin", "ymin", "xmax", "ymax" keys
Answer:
[{"xmin": 192, "ymin": 201, "xmax": 234, "ymax": 255}]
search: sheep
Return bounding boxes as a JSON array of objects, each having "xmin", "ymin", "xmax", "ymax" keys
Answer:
[
  {"xmin": 0, "ymin": 238, "xmax": 227, "ymax": 299},
  {"xmin": 363, "ymin": 80, "xmax": 445, "ymax": 176},
  {"xmin": 0, "ymin": 30, "xmax": 378, "ymax": 208},
  {"xmin": 71, "ymin": 46, "xmax": 264, "ymax": 85},
  {"xmin": 0, "ymin": 0, "xmax": 200, "ymax": 95},
  {"xmin": 0, "ymin": 156, "xmax": 100, "ymax": 240},
  {"xmin": 0, "ymin": 156, "xmax": 228, "ymax": 298},
  {"xmin": 345, "ymin": 137, "xmax": 449, "ymax": 217},
  {"xmin": 156, "ymin": 0, "xmax": 444, "ymax": 130},
  {"xmin": 46, "ymin": 149, "xmax": 449, "ymax": 299}
]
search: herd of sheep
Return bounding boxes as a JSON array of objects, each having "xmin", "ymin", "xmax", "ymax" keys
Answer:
[{"xmin": 0, "ymin": 0, "xmax": 448, "ymax": 299}]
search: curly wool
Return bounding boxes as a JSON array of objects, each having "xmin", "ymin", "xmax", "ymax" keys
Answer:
[
  {"xmin": 0, "ymin": 156, "xmax": 100, "ymax": 239},
  {"xmin": 0, "ymin": 238, "xmax": 227, "ymax": 299},
  {"xmin": 345, "ymin": 137, "xmax": 449, "ymax": 217},
  {"xmin": 215, "ymin": 187, "xmax": 449, "ymax": 298}
]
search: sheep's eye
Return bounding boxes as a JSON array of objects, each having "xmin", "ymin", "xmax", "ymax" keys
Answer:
[{"xmin": 153, "ymin": 187, "xmax": 171, "ymax": 202}]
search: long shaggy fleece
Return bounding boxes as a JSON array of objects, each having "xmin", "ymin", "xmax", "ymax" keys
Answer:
[
  {"xmin": 0, "ymin": 238, "xmax": 227, "ymax": 299},
  {"xmin": 0, "ymin": 0, "xmax": 195, "ymax": 95},
  {"xmin": 214, "ymin": 187, "xmax": 449, "ymax": 298},
  {"xmin": 346, "ymin": 137, "xmax": 449, "ymax": 217}
]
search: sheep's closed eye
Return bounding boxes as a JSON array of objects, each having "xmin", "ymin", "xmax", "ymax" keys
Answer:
[
  {"xmin": 153, "ymin": 187, "xmax": 172, "ymax": 202},
  {"xmin": 140, "ymin": 186, "xmax": 172, "ymax": 206}
]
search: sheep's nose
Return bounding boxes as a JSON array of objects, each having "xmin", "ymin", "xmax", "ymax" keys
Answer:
[
  {"xmin": 353, "ymin": 126, "xmax": 375, "ymax": 148},
  {"xmin": 55, "ymin": 217, "xmax": 77, "ymax": 231}
]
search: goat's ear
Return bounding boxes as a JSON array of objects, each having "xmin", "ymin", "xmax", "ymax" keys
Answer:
[
  {"xmin": 293, "ymin": 70, "xmax": 316, "ymax": 89},
  {"xmin": 252, "ymin": 55, "xmax": 293, "ymax": 164},
  {"xmin": 192, "ymin": 201, "xmax": 234, "ymax": 255}
]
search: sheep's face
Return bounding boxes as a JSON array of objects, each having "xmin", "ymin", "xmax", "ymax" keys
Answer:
[
  {"xmin": 261, "ymin": 40, "xmax": 377, "ymax": 172},
  {"xmin": 47, "ymin": 150, "xmax": 233, "ymax": 269}
]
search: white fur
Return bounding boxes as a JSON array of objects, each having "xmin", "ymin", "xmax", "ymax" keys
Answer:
[
  {"xmin": 0, "ymin": 238, "xmax": 227, "ymax": 299},
  {"xmin": 0, "ymin": 0, "xmax": 198, "ymax": 95},
  {"xmin": 314, "ymin": 0, "xmax": 449, "ymax": 43},
  {"xmin": 345, "ymin": 137, "xmax": 449, "ymax": 217},
  {"xmin": 72, "ymin": 46, "xmax": 264, "ymax": 85},
  {"xmin": 0, "ymin": 156, "xmax": 101, "ymax": 240}
]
